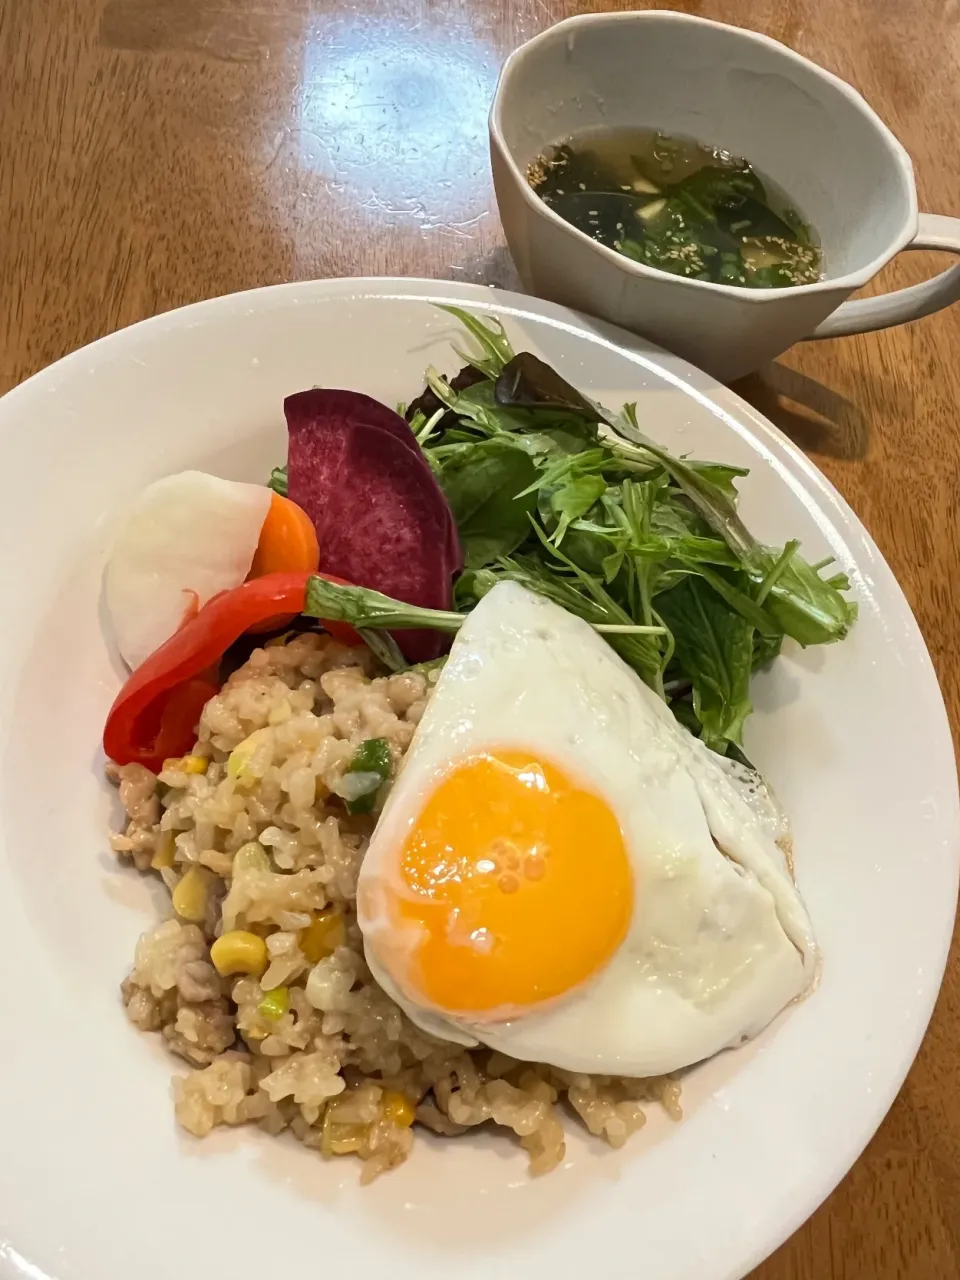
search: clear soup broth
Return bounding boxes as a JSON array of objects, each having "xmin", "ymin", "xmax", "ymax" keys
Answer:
[{"xmin": 528, "ymin": 128, "xmax": 823, "ymax": 289}]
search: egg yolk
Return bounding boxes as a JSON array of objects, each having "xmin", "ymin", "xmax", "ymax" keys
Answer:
[{"xmin": 387, "ymin": 749, "xmax": 633, "ymax": 1019}]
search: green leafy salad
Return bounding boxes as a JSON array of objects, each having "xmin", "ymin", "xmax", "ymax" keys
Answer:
[{"xmin": 275, "ymin": 309, "xmax": 856, "ymax": 759}]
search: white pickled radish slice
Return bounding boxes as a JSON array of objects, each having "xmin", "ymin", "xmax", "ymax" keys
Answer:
[{"xmin": 104, "ymin": 471, "xmax": 273, "ymax": 669}]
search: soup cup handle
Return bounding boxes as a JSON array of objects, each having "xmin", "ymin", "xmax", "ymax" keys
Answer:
[{"xmin": 808, "ymin": 214, "xmax": 960, "ymax": 340}]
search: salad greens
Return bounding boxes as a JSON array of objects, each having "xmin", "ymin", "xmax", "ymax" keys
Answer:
[
  {"xmin": 342, "ymin": 737, "xmax": 392, "ymax": 815},
  {"xmin": 298, "ymin": 306, "xmax": 856, "ymax": 756}
]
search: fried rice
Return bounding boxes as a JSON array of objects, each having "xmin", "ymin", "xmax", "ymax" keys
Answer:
[{"xmin": 108, "ymin": 631, "xmax": 681, "ymax": 1182}]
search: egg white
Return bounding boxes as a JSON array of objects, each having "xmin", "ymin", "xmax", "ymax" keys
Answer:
[{"xmin": 358, "ymin": 581, "xmax": 820, "ymax": 1078}]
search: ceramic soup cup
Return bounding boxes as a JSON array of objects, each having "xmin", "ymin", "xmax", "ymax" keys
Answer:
[{"xmin": 490, "ymin": 11, "xmax": 960, "ymax": 382}]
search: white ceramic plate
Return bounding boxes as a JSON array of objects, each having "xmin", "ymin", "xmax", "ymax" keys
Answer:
[{"xmin": 0, "ymin": 280, "xmax": 956, "ymax": 1280}]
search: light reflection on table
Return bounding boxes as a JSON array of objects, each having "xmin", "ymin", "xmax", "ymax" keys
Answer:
[{"xmin": 298, "ymin": 13, "xmax": 500, "ymax": 230}]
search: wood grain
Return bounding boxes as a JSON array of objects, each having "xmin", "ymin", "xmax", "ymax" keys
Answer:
[{"xmin": 3, "ymin": 0, "xmax": 959, "ymax": 1274}]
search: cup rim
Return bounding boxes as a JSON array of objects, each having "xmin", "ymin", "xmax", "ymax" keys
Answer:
[{"xmin": 489, "ymin": 10, "xmax": 919, "ymax": 303}]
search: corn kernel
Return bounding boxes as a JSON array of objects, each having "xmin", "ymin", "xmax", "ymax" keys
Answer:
[
  {"xmin": 210, "ymin": 930, "xmax": 268, "ymax": 977},
  {"xmin": 161, "ymin": 754, "xmax": 207, "ymax": 775},
  {"xmin": 321, "ymin": 1115, "xmax": 368, "ymax": 1157},
  {"xmin": 299, "ymin": 909, "xmax": 345, "ymax": 963},
  {"xmin": 258, "ymin": 986, "xmax": 290, "ymax": 1020},
  {"xmin": 171, "ymin": 866, "xmax": 212, "ymax": 922},
  {"xmin": 381, "ymin": 1091, "xmax": 415, "ymax": 1127},
  {"xmin": 150, "ymin": 830, "xmax": 176, "ymax": 871},
  {"xmin": 226, "ymin": 728, "xmax": 272, "ymax": 782}
]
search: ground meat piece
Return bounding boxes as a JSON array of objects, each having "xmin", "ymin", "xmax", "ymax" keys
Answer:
[
  {"xmin": 109, "ymin": 761, "xmax": 161, "ymax": 825},
  {"xmin": 176, "ymin": 960, "xmax": 223, "ymax": 1004},
  {"xmin": 107, "ymin": 762, "xmax": 162, "ymax": 869},
  {"xmin": 121, "ymin": 976, "xmax": 162, "ymax": 1032},
  {"xmin": 163, "ymin": 1000, "xmax": 236, "ymax": 1066}
]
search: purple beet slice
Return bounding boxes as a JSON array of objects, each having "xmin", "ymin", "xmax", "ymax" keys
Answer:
[
  {"xmin": 328, "ymin": 391, "xmax": 462, "ymax": 571},
  {"xmin": 285, "ymin": 389, "xmax": 352, "ymax": 542},
  {"xmin": 313, "ymin": 423, "xmax": 455, "ymax": 662},
  {"xmin": 284, "ymin": 388, "xmax": 461, "ymax": 573}
]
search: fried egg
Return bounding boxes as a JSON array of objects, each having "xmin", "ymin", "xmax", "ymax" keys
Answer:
[
  {"xmin": 105, "ymin": 471, "xmax": 272, "ymax": 669},
  {"xmin": 357, "ymin": 581, "xmax": 819, "ymax": 1077}
]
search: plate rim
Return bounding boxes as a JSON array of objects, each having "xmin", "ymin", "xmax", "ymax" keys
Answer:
[{"xmin": 1, "ymin": 277, "xmax": 957, "ymax": 1280}]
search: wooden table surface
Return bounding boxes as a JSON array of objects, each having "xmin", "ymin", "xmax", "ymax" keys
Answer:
[{"xmin": 3, "ymin": 0, "xmax": 959, "ymax": 1274}]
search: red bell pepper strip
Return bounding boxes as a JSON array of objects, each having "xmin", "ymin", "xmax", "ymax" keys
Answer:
[
  {"xmin": 150, "ymin": 678, "xmax": 221, "ymax": 765},
  {"xmin": 103, "ymin": 571, "xmax": 358, "ymax": 771}
]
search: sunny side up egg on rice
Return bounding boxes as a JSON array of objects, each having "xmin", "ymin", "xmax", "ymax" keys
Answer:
[
  {"xmin": 110, "ymin": 616, "xmax": 684, "ymax": 1181},
  {"xmin": 110, "ymin": 581, "xmax": 817, "ymax": 1182}
]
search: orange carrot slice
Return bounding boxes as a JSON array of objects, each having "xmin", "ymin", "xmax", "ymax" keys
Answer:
[{"xmin": 249, "ymin": 492, "xmax": 320, "ymax": 579}]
